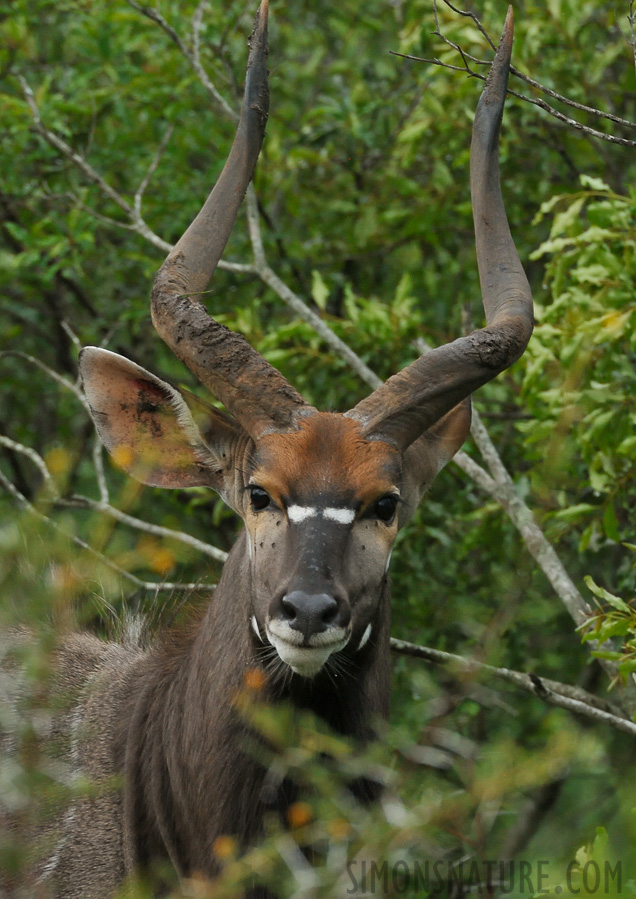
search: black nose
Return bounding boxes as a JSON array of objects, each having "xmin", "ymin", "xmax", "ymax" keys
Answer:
[{"xmin": 280, "ymin": 591, "xmax": 349, "ymax": 640}]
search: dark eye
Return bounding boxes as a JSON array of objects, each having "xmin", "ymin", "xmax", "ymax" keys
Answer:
[
  {"xmin": 249, "ymin": 486, "xmax": 271, "ymax": 512},
  {"xmin": 374, "ymin": 494, "xmax": 399, "ymax": 524}
]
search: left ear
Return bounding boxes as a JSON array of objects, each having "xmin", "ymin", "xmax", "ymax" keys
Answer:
[
  {"xmin": 78, "ymin": 347, "xmax": 245, "ymax": 502},
  {"xmin": 399, "ymin": 398, "xmax": 471, "ymax": 522}
]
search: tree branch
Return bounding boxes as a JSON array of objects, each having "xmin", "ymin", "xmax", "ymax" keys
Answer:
[
  {"xmin": 629, "ymin": 1, "xmax": 636, "ymax": 82},
  {"xmin": 58, "ymin": 494, "xmax": 228, "ymax": 564},
  {"xmin": 0, "ymin": 350, "xmax": 89, "ymax": 412},
  {"xmin": 0, "ymin": 470, "xmax": 215, "ymax": 594},
  {"xmin": 125, "ymin": 0, "xmax": 238, "ymax": 122},
  {"xmin": 437, "ymin": 0, "xmax": 636, "ymax": 134},
  {"xmin": 390, "ymin": 638, "xmax": 636, "ymax": 736},
  {"xmin": 0, "ymin": 436, "xmax": 58, "ymax": 500},
  {"xmin": 134, "ymin": 124, "xmax": 174, "ymax": 221},
  {"xmin": 393, "ymin": 0, "xmax": 636, "ymax": 148},
  {"xmin": 467, "ymin": 404, "xmax": 593, "ymax": 628},
  {"xmin": 18, "ymin": 76, "xmax": 253, "ymax": 274}
]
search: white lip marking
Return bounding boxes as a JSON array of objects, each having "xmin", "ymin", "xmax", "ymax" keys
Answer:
[
  {"xmin": 358, "ymin": 623, "xmax": 372, "ymax": 651},
  {"xmin": 288, "ymin": 505, "xmax": 318, "ymax": 523},
  {"xmin": 251, "ymin": 615, "xmax": 261, "ymax": 641},
  {"xmin": 323, "ymin": 507, "xmax": 355, "ymax": 525},
  {"xmin": 267, "ymin": 625, "xmax": 350, "ymax": 677}
]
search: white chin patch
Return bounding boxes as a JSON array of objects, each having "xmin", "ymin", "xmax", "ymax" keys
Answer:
[{"xmin": 267, "ymin": 627, "xmax": 349, "ymax": 678}]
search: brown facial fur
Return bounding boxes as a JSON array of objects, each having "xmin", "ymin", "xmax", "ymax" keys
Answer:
[{"xmin": 248, "ymin": 413, "xmax": 401, "ymax": 511}]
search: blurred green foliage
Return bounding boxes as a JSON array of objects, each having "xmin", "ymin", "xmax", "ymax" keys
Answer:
[{"xmin": 2, "ymin": 0, "xmax": 636, "ymax": 894}]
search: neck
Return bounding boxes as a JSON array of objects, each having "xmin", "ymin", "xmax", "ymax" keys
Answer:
[{"xmin": 119, "ymin": 529, "xmax": 392, "ymax": 881}]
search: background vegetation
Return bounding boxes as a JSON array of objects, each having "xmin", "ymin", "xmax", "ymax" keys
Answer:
[{"xmin": 1, "ymin": 0, "xmax": 636, "ymax": 895}]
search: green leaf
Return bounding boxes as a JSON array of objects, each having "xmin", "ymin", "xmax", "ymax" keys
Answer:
[
  {"xmin": 584, "ymin": 576, "xmax": 631, "ymax": 612},
  {"xmin": 551, "ymin": 196, "xmax": 585, "ymax": 237},
  {"xmin": 310, "ymin": 270, "xmax": 329, "ymax": 311},
  {"xmin": 580, "ymin": 174, "xmax": 611, "ymax": 191}
]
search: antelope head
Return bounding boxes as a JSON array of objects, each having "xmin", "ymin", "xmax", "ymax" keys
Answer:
[{"xmin": 79, "ymin": 2, "xmax": 532, "ymax": 679}]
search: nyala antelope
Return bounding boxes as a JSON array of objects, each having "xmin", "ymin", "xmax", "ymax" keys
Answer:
[{"xmin": 24, "ymin": 1, "xmax": 533, "ymax": 895}]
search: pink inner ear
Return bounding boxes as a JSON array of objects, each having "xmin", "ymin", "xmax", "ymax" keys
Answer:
[{"xmin": 80, "ymin": 347, "xmax": 216, "ymax": 489}]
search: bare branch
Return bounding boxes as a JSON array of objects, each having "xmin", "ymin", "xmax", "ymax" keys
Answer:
[
  {"xmin": 58, "ymin": 494, "xmax": 228, "ymax": 564},
  {"xmin": 92, "ymin": 439, "xmax": 109, "ymax": 505},
  {"xmin": 394, "ymin": 49, "xmax": 636, "ymax": 147},
  {"xmin": 190, "ymin": 0, "xmax": 240, "ymax": 122},
  {"xmin": 19, "ymin": 78, "xmax": 255, "ymax": 273},
  {"xmin": 409, "ymin": 338, "xmax": 636, "ymax": 709},
  {"xmin": 390, "ymin": 638, "xmax": 636, "ymax": 737},
  {"xmin": 18, "ymin": 75, "xmax": 174, "ymax": 249},
  {"xmin": 0, "ymin": 470, "xmax": 215, "ymax": 593},
  {"xmin": 134, "ymin": 124, "xmax": 174, "ymax": 220},
  {"xmin": 451, "ymin": 448, "xmax": 497, "ymax": 496},
  {"xmin": 457, "ymin": 411, "xmax": 588, "ymax": 631},
  {"xmin": 629, "ymin": 1, "xmax": 636, "ymax": 81},
  {"xmin": 0, "ymin": 436, "xmax": 58, "ymax": 500},
  {"xmin": 399, "ymin": 1, "xmax": 636, "ymax": 148},
  {"xmin": 438, "ymin": 0, "xmax": 636, "ymax": 134},
  {"xmin": 60, "ymin": 320, "xmax": 83, "ymax": 356},
  {"xmin": 468, "ymin": 406, "xmax": 592, "ymax": 628},
  {"xmin": 245, "ymin": 189, "xmax": 385, "ymax": 390},
  {"xmin": 0, "ymin": 359, "xmax": 227, "ymax": 566},
  {"xmin": 0, "ymin": 428, "xmax": 227, "ymax": 565},
  {"xmin": 0, "ymin": 350, "xmax": 89, "ymax": 411},
  {"xmin": 67, "ymin": 193, "xmax": 171, "ymax": 248},
  {"xmin": 437, "ymin": 0, "xmax": 494, "ymax": 48},
  {"xmin": 125, "ymin": 0, "xmax": 238, "ymax": 122}
]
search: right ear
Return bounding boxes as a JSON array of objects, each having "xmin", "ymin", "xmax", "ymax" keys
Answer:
[
  {"xmin": 79, "ymin": 347, "xmax": 246, "ymax": 507},
  {"xmin": 399, "ymin": 398, "xmax": 471, "ymax": 523}
]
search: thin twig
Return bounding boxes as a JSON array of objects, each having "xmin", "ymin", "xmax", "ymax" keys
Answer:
[
  {"xmin": 134, "ymin": 124, "xmax": 174, "ymax": 220},
  {"xmin": 59, "ymin": 494, "xmax": 228, "ymax": 563},
  {"xmin": 0, "ymin": 432, "xmax": 228, "ymax": 563},
  {"xmin": 468, "ymin": 406, "xmax": 592, "ymax": 628},
  {"xmin": 399, "ymin": 0, "xmax": 636, "ymax": 148},
  {"xmin": 0, "ymin": 470, "xmax": 215, "ymax": 593},
  {"xmin": 92, "ymin": 439, "xmax": 110, "ymax": 505},
  {"xmin": 190, "ymin": 0, "xmax": 240, "ymax": 121},
  {"xmin": 438, "ymin": 0, "xmax": 636, "ymax": 132},
  {"xmin": 467, "ymin": 401, "xmax": 634, "ymax": 706},
  {"xmin": 19, "ymin": 78, "xmax": 255, "ymax": 273},
  {"xmin": 629, "ymin": 1, "xmax": 636, "ymax": 82},
  {"xmin": 437, "ymin": 0, "xmax": 494, "ymax": 47},
  {"xmin": 18, "ymin": 74, "xmax": 174, "ymax": 249},
  {"xmin": 390, "ymin": 638, "xmax": 636, "ymax": 737},
  {"xmin": 68, "ymin": 193, "xmax": 170, "ymax": 247},
  {"xmin": 0, "ymin": 350, "xmax": 89, "ymax": 411},
  {"xmin": 60, "ymin": 321, "xmax": 83, "ymax": 356},
  {"xmin": 245, "ymin": 188, "xmax": 385, "ymax": 391},
  {"xmin": 0, "ymin": 436, "xmax": 58, "ymax": 499},
  {"xmin": 392, "ymin": 49, "xmax": 636, "ymax": 148},
  {"xmin": 125, "ymin": 0, "xmax": 238, "ymax": 122}
]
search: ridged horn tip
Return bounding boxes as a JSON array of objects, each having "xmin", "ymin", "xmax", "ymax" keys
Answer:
[
  {"xmin": 476, "ymin": 7, "xmax": 513, "ymax": 134},
  {"xmin": 250, "ymin": 0, "xmax": 269, "ymax": 50}
]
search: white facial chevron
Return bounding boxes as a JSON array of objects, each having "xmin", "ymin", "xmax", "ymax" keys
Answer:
[{"xmin": 287, "ymin": 505, "xmax": 355, "ymax": 525}]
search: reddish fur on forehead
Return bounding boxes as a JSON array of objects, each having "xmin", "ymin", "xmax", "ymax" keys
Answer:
[{"xmin": 252, "ymin": 413, "xmax": 400, "ymax": 506}]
